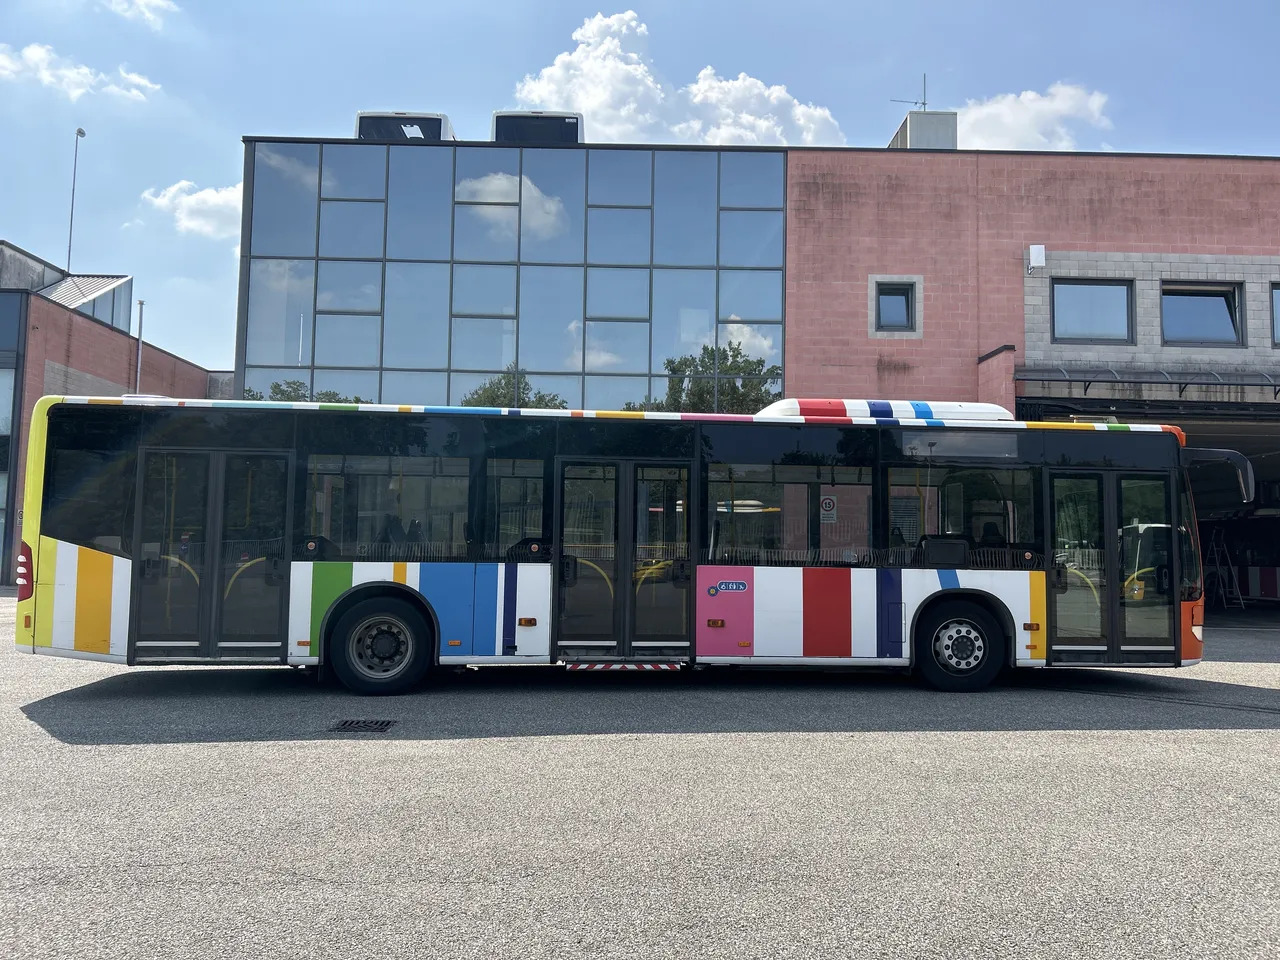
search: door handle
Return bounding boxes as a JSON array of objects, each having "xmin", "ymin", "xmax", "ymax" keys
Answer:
[
  {"xmin": 672, "ymin": 558, "xmax": 692, "ymax": 583},
  {"xmin": 1050, "ymin": 564, "xmax": 1068, "ymax": 593},
  {"xmin": 559, "ymin": 554, "xmax": 579, "ymax": 585},
  {"xmin": 142, "ymin": 556, "xmax": 161, "ymax": 580},
  {"xmin": 265, "ymin": 556, "xmax": 284, "ymax": 585}
]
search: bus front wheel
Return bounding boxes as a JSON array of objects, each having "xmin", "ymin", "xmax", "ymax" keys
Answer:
[
  {"xmin": 915, "ymin": 601, "xmax": 1005, "ymax": 693},
  {"xmin": 329, "ymin": 597, "xmax": 433, "ymax": 695}
]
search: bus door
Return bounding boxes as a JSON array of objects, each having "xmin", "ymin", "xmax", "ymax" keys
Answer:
[
  {"xmin": 131, "ymin": 449, "xmax": 293, "ymax": 662},
  {"xmin": 1048, "ymin": 471, "xmax": 1176, "ymax": 665},
  {"xmin": 553, "ymin": 460, "xmax": 692, "ymax": 661}
]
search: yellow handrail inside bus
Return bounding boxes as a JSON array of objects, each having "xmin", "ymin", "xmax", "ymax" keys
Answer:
[
  {"xmin": 224, "ymin": 556, "xmax": 265, "ymax": 598},
  {"xmin": 1067, "ymin": 566, "xmax": 1100, "ymax": 607},
  {"xmin": 160, "ymin": 555, "xmax": 200, "ymax": 586},
  {"xmin": 576, "ymin": 558, "xmax": 614, "ymax": 599}
]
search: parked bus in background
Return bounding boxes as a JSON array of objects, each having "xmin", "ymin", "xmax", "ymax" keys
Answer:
[{"xmin": 14, "ymin": 396, "xmax": 1252, "ymax": 694}]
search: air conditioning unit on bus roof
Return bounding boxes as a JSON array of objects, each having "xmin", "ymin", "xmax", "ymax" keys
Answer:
[
  {"xmin": 757, "ymin": 399, "xmax": 1015, "ymax": 421},
  {"xmin": 491, "ymin": 110, "xmax": 584, "ymax": 145},
  {"xmin": 355, "ymin": 112, "xmax": 457, "ymax": 142}
]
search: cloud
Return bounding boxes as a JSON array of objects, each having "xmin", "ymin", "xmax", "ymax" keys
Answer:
[
  {"xmin": 0, "ymin": 42, "xmax": 160, "ymax": 101},
  {"xmin": 515, "ymin": 10, "xmax": 844, "ymax": 146},
  {"xmin": 454, "ymin": 172, "xmax": 569, "ymax": 241},
  {"xmin": 142, "ymin": 180, "xmax": 242, "ymax": 240},
  {"xmin": 720, "ymin": 322, "xmax": 779, "ymax": 362},
  {"xmin": 100, "ymin": 0, "xmax": 179, "ymax": 30},
  {"xmin": 956, "ymin": 83, "xmax": 1112, "ymax": 150}
]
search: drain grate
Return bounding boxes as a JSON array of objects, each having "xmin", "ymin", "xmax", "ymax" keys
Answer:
[{"xmin": 328, "ymin": 719, "xmax": 397, "ymax": 733}]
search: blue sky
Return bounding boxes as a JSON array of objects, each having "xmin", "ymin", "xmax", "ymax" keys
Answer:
[{"xmin": 3, "ymin": 0, "xmax": 1280, "ymax": 370}]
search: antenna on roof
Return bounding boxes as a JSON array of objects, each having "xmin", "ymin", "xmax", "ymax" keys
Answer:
[{"xmin": 891, "ymin": 73, "xmax": 927, "ymax": 111}]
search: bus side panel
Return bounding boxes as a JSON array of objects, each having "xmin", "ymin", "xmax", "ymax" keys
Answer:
[
  {"xmin": 1180, "ymin": 597, "xmax": 1204, "ymax": 664},
  {"xmin": 31, "ymin": 536, "xmax": 131, "ymax": 662},
  {"xmin": 900, "ymin": 569, "xmax": 1046, "ymax": 668},
  {"xmin": 17, "ymin": 396, "xmax": 64, "ymax": 652}
]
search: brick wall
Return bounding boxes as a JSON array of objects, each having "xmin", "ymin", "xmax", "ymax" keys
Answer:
[{"xmin": 784, "ymin": 149, "xmax": 1280, "ymax": 408}]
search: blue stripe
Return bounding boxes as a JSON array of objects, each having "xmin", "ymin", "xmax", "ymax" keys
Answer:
[
  {"xmin": 937, "ymin": 569, "xmax": 961, "ymax": 591},
  {"xmin": 874, "ymin": 418, "xmax": 899, "ymax": 426},
  {"xmin": 867, "ymin": 400, "xmax": 893, "ymax": 418},
  {"xmin": 924, "ymin": 418, "xmax": 944, "ymax": 427},
  {"xmin": 470, "ymin": 563, "xmax": 500, "ymax": 656},
  {"xmin": 501, "ymin": 564, "xmax": 519, "ymax": 654},
  {"xmin": 417, "ymin": 562, "xmax": 478, "ymax": 657},
  {"xmin": 876, "ymin": 567, "xmax": 903, "ymax": 658},
  {"xmin": 910, "ymin": 401, "xmax": 934, "ymax": 419}
]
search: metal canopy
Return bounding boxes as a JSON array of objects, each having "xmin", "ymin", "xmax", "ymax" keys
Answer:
[{"xmin": 1015, "ymin": 365, "xmax": 1280, "ymax": 399}]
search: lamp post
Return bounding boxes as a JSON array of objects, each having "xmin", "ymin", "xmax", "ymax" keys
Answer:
[{"xmin": 66, "ymin": 127, "xmax": 86, "ymax": 271}]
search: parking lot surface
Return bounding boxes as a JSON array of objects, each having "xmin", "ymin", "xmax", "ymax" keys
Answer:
[{"xmin": 2, "ymin": 592, "xmax": 1277, "ymax": 959}]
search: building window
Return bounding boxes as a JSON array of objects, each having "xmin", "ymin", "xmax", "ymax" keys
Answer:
[
  {"xmin": 1051, "ymin": 280, "xmax": 1132, "ymax": 342},
  {"xmin": 876, "ymin": 283, "xmax": 915, "ymax": 331},
  {"xmin": 1161, "ymin": 283, "xmax": 1244, "ymax": 345},
  {"xmin": 1272, "ymin": 284, "xmax": 1280, "ymax": 345}
]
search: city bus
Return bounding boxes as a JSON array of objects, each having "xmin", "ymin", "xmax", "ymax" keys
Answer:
[{"xmin": 13, "ymin": 395, "xmax": 1253, "ymax": 694}]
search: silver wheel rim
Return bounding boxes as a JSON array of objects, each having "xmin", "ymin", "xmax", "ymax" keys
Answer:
[
  {"xmin": 348, "ymin": 615, "xmax": 414, "ymax": 681},
  {"xmin": 932, "ymin": 618, "xmax": 987, "ymax": 675}
]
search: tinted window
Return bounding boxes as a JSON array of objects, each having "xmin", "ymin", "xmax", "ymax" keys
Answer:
[
  {"xmin": 318, "ymin": 201, "xmax": 386, "ymax": 259},
  {"xmin": 521, "ymin": 149, "xmax": 586, "ymax": 263},
  {"xmin": 43, "ymin": 408, "xmax": 141, "ymax": 557},
  {"xmin": 138, "ymin": 409, "xmax": 295, "ymax": 448},
  {"xmin": 321, "ymin": 144, "xmax": 386, "ymax": 199},
  {"xmin": 383, "ymin": 262, "xmax": 450, "ymax": 368},
  {"xmin": 311, "ymin": 369, "xmax": 379, "ymax": 402},
  {"xmin": 386, "ymin": 146, "xmax": 453, "ymax": 260},
  {"xmin": 357, "ymin": 116, "xmax": 443, "ymax": 141},
  {"xmin": 585, "ymin": 321, "xmax": 649, "ymax": 373},
  {"xmin": 587, "ymin": 208, "xmax": 650, "ymax": 265},
  {"xmin": 493, "ymin": 115, "xmax": 580, "ymax": 144},
  {"xmin": 455, "ymin": 148, "xmax": 520, "ymax": 201},
  {"xmin": 0, "ymin": 292, "xmax": 24, "ymax": 350},
  {"xmin": 525, "ymin": 374, "xmax": 582, "ymax": 409},
  {"xmin": 876, "ymin": 284, "xmax": 913, "ymax": 331},
  {"xmin": 653, "ymin": 152, "xmax": 717, "ymax": 266},
  {"xmin": 588, "ymin": 149, "xmax": 652, "ymax": 206},
  {"xmin": 584, "ymin": 376, "xmax": 652, "ymax": 411},
  {"xmin": 586, "ymin": 267, "xmax": 648, "ymax": 318},
  {"xmin": 380, "ymin": 371, "xmax": 448, "ymax": 406},
  {"xmin": 244, "ymin": 367, "xmax": 310, "ymax": 401},
  {"xmin": 718, "ymin": 321, "xmax": 781, "ymax": 369},
  {"xmin": 518, "ymin": 266, "xmax": 584, "ymax": 372},
  {"xmin": 453, "ymin": 204, "xmax": 518, "ymax": 262},
  {"xmin": 1053, "ymin": 281, "xmax": 1130, "ymax": 340},
  {"xmin": 719, "ymin": 270, "xmax": 782, "ymax": 321},
  {"xmin": 719, "ymin": 152, "xmax": 784, "ymax": 208},
  {"xmin": 251, "ymin": 143, "xmax": 318, "ymax": 256},
  {"xmin": 1162, "ymin": 285, "xmax": 1242, "ymax": 343},
  {"xmin": 651, "ymin": 269, "xmax": 715, "ymax": 372},
  {"xmin": 314, "ymin": 314, "xmax": 380, "ymax": 367},
  {"xmin": 556, "ymin": 419, "xmax": 694, "ymax": 458},
  {"xmin": 718, "ymin": 211, "xmax": 783, "ymax": 267},
  {"xmin": 451, "ymin": 372, "xmax": 513, "ymax": 406},
  {"xmin": 316, "ymin": 260, "xmax": 382, "ymax": 312},
  {"xmin": 246, "ymin": 259, "xmax": 315, "ymax": 367},
  {"xmin": 452, "ymin": 264, "xmax": 516, "ymax": 316},
  {"xmin": 451, "ymin": 317, "xmax": 515, "ymax": 370}
]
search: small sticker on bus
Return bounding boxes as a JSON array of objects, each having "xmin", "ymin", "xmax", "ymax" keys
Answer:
[{"xmin": 708, "ymin": 580, "xmax": 749, "ymax": 596}]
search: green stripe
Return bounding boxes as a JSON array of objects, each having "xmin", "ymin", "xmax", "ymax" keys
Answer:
[
  {"xmin": 1106, "ymin": 424, "xmax": 1131, "ymax": 431},
  {"xmin": 311, "ymin": 562, "xmax": 354, "ymax": 647},
  {"xmin": 317, "ymin": 403, "xmax": 361, "ymax": 412}
]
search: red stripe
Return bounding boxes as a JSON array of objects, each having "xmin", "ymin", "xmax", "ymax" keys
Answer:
[
  {"xmin": 802, "ymin": 567, "xmax": 852, "ymax": 657},
  {"xmin": 795, "ymin": 400, "xmax": 847, "ymax": 417},
  {"xmin": 1262, "ymin": 567, "xmax": 1278, "ymax": 599}
]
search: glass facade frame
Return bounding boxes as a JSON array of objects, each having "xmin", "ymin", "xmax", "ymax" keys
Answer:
[{"xmin": 239, "ymin": 140, "xmax": 786, "ymax": 411}]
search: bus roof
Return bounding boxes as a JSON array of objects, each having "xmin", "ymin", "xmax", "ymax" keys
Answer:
[{"xmin": 41, "ymin": 396, "xmax": 1186, "ymax": 443}]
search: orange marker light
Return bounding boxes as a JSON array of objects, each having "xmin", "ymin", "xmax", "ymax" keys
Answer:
[
  {"xmin": 447, "ymin": 640, "xmax": 462, "ymax": 646},
  {"xmin": 518, "ymin": 617, "xmax": 537, "ymax": 627},
  {"xmin": 1023, "ymin": 622, "xmax": 1041, "ymax": 631},
  {"xmin": 737, "ymin": 641, "xmax": 751, "ymax": 647},
  {"xmin": 707, "ymin": 619, "xmax": 725, "ymax": 628}
]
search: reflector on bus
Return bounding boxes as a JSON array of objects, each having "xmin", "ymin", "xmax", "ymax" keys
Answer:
[{"xmin": 756, "ymin": 399, "xmax": 1015, "ymax": 421}]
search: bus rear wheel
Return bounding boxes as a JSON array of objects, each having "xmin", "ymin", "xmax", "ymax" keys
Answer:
[
  {"xmin": 915, "ymin": 601, "xmax": 1005, "ymax": 693},
  {"xmin": 329, "ymin": 597, "xmax": 432, "ymax": 696}
]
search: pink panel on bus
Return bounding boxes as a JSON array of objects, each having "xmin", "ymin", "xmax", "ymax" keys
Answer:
[{"xmin": 696, "ymin": 566, "xmax": 755, "ymax": 656}]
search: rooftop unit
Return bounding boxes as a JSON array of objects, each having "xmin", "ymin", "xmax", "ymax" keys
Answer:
[
  {"xmin": 355, "ymin": 112, "xmax": 456, "ymax": 142},
  {"xmin": 888, "ymin": 111, "xmax": 958, "ymax": 150},
  {"xmin": 492, "ymin": 110, "xmax": 584, "ymax": 145}
]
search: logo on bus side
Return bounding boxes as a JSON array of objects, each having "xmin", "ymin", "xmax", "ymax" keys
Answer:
[{"xmin": 707, "ymin": 580, "xmax": 749, "ymax": 596}]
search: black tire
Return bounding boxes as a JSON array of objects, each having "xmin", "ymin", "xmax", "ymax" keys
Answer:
[
  {"xmin": 327, "ymin": 596, "xmax": 433, "ymax": 696},
  {"xmin": 914, "ymin": 600, "xmax": 1005, "ymax": 693}
]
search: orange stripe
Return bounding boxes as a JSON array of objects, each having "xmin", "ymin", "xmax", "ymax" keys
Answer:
[
  {"xmin": 393, "ymin": 562, "xmax": 407, "ymax": 585},
  {"xmin": 74, "ymin": 547, "xmax": 113, "ymax": 654}
]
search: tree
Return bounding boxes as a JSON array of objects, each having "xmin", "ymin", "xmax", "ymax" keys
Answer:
[
  {"xmin": 629, "ymin": 341, "xmax": 782, "ymax": 414},
  {"xmin": 242, "ymin": 379, "xmax": 372, "ymax": 403},
  {"xmin": 460, "ymin": 364, "xmax": 568, "ymax": 409}
]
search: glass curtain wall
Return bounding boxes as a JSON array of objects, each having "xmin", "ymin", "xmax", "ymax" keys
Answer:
[{"xmin": 241, "ymin": 141, "xmax": 785, "ymax": 412}]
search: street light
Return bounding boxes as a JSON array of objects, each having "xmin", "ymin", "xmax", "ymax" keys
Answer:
[{"xmin": 66, "ymin": 127, "xmax": 86, "ymax": 271}]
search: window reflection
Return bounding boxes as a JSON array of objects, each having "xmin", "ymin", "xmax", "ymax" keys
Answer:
[
  {"xmin": 455, "ymin": 148, "xmax": 520, "ymax": 202},
  {"xmin": 246, "ymin": 259, "xmax": 314, "ymax": 366},
  {"xmin": 584, "ymin": 375, "xmax": 652, "ymax": 411},
  {"xmin": 518, "ymin": 266, "xmax": 583, "ymax": 372},
  {"xmin": 521, "ymin": 149, "xmax": 585, "ymax": 263},
  {"xmin": 719, "ymin": 152, "xmax": 784, "ymax": 208},
  {"xmin": 453, "ymin": 204, "xmax": 518, "ymax": 261},
  {"xmin": 719, "ymin": 270, "xmax": 782, "ymax": 321},
  {"xmin": 384, "ymin": 262, "xmax": 450, "ymax": 368},
  {"xmin": 453, "ymin": 264, "xmax": 516, "ymax": 316},
  {"xmin": 525, "ymin": 374, "xmax": 582, "ymax": 409},
  {"xmin": 718, "ymin": 211, "xmax": 783, "ymax": 268},
  {"xmin": 451, "ymin": 317, "xmax": 515, "ymax": 370},
  {"xmin": 321, "ymin": 144, "xmax": 387, "ymax": 199},
  {"xmin": 653, "ymin": 151, "xmax": 717, "ymax": 266},
  {"xmin": 387, "ymin": 146, "xmax": 452, "ymax": 260},
  {"xmin": 588, "ymin": 149, "xmax": 652, "ymax": 206},
  {"xmin": 586, "ymin": 267, "xmax": 649, "ymax": 318},
  {"xmin": 317, "ymin": 261, "xmax": 382, "ymax": 312},
  {"xmin": 718, "ymin": 321, "xmax": 782, "ymax": 366},
  {"xmin": 651, "ymin": 269, "xmax": 715, "ymax": 370},
  {"xmin": 245, "ymin": 366, "xmax": 310, "ymax": 400},
  {"xmin": 315, "ymin": 314, "xmax": 381, "ymax": 367},
  {"xmin": 312, "ymin": 369, "xmax": 379, "ymax": 402},
  {"xmin": 585, "ymin": 321, "xmax": 649, "ymax": 373},
  {"xmin": 450, "ymin": 371, "xmax": 509, "ymax": 406},
  {"xmin": 381, "ymin": 371, "xmax": 448, "ymax": 406},
  {"xmin": 251, "ymin": 143, "xmax": 318, "ymax": 256},
  {"xmin": 588, "ymin": 208, "xmax": 650, "ymax": 265},
  {"xmin": 649, "ymin": 375, "xmax": 716, "ymax": 413},
  {"xmin": 319, "ymin": 201, "xmax": 386, "ymax": 259}
]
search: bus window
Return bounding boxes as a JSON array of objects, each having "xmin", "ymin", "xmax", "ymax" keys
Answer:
[
  {"xmin": 43, "ymin": 409, "xmax": 140, "ymax": 557},
  {"xmin": 485, "ymin": 458, "xmax": 547, "ymax": 560},
  {"xmin": 1178, "ymin": 474, "xmax": 1202, "ymax": 600}
]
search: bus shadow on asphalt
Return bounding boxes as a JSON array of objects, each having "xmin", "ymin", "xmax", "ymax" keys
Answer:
[{"xmin": 20, "ymin": 664, "xmax": 1280, "ymax": 745}]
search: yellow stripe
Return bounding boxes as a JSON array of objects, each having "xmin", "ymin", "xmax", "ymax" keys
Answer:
[
  {"xmin": 33, "ymin": 537, "xmax": 57, "ymax": 648},
  {"xmin": 86, "ymin": 398, "xmax": 124, "ymax": 405},
  {"xmin": 393, "ymin": 561, "xmax": 408, "ymax": 585},
  {"xmin": 21, "ymin": 399, "xmax": 62, "ymax": 648},
  {"xmin": 1028, "ymin": 571, "xmax": 1047, "ymax": 660},
  {"xmin": 594, "ymin": 410, "xmax": 646, "ymax": 419},
  {"xmin": 74, "ymin": 547, "xmax": 113, "ymax": 654},
  {"xmin": 1022, "ymin": 421, "xmax": 1099, "ymax": 431}
]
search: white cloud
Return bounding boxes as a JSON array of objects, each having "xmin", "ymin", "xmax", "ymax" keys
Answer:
[
  {"xmin": 100, "ymin": 0, "xmax": 179, "ymax": 30},
  {"xmin": 120, "ymin": 217, "xmax": 144, "ymax": 230},
  {"xmin": 515, "ymin": 10, "xmax": 844, "ymax": 146},
  {"xmin": 454, "ymin": 172, "xmax": 568, "ymax": 241},
  {"xmin": 956, "ymin": 83, "xmax": 1112, "ymax": 151},
  {"xmin": 142, "ymin": 180, "xmax": 242, "ymax": 240},
  {"xmin": 0, "ymin": 42, "xmax": 160, "ymax": 101},
  {"xmin": 720, "ymin": 321, "xmax": 779, "ymax": 363}
]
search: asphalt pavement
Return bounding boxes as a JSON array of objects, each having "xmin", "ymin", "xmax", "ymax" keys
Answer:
[{"xmin": 1, "ymin": 591, "xmax": 1277, "ymax": 959}]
